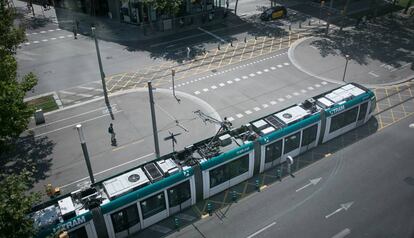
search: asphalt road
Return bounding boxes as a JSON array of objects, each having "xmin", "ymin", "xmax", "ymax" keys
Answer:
[{"xmin": 167, "ymin": 111, "xmax": 414, "ymax": 238}]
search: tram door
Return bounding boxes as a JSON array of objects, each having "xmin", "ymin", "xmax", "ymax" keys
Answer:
[
  {"xmin": 356, "ymin": 102, "xmax": 368, "ymax": 127},
  {"xmin": 263, "ymin": 139, "xmax": 283, "ymax": 172},
  {"xmin": 281, "ymin": 131, "xmax": 301, "ymax": 163},
  {"xmin": 299, "ymin": 124, "xmax": 319, "ymax": 154},
  {"xmin": 109, "ymin": 204, "xmax": 141, "ymax": 238},
  {"xmin": 167, "ymin": 180, "xmax": 192, "ymax": 215}
]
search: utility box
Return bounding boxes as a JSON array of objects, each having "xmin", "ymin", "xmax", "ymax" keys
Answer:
[{"xmin": 34, "ymin": 109, "xmax": 45, "ymax": 125}]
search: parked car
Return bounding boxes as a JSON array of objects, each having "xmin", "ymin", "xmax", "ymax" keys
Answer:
[{"xmin": 260, "ymin": 5, "xmax": 287, "ymax": 21}]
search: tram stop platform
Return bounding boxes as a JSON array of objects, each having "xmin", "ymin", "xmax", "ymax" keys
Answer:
[{"xmin": 288, "ymin": 12, "xmax": 414, "ymax": 88}]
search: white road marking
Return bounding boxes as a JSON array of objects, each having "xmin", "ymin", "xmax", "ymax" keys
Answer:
[
  {"xmin": 227, "ymin": 80, "xmax": 233, "ymax": 84},
  {"xmin": 227, "ymin": 117, "xmax": 234, "ymax": 122},
  {"xmin": 35, "ymin": 110, "xmax": 123, "ymax": 137},
  {"xmin": 242, "ymin": 76, "xmax": 248, "ymax": 79},
  {"xmin": 277, "ymin": 64, "xmax": 283, "ymax": 68},
  {"xmin": 368, "ymin": 71, "xmax": 379, "ymax": 77},
  {"xmin": 33, "ymin": 41, "xmax": 40, "ymax": 43},
  {"xmin": 78, "ymin": 86, "xmax": 95, "ymax": 90},
  {"xmin": 211, "ymin": 85, "xmax": 217, "ymax": 89},
  {"xmin": 257, "ymin": 71, "xmax": 262, "ymax": 75},
  {"xmin": 67, "ymin": 34, "xmax": 72, "ymax": 37},
  {"xmin": 270, "ymin": 66, "xmax": 276, "ymax": 70},
  {"xmin": 308, "ymin": 86, "xmax": 314, "ymax": 90},
  {"xmin": 249, "ymin": 73, "xmax": 256, "ymax": 77},
  {"xmin": 219, "ymin": 83, "xmax": 225, "ymax": 87},
  {"xmin": 270, "ymin": 101, "xmax": 277, "ymax": 105},
  {"xmin": 234, "ymin": 78, "xmax": 241, "ymax": 82},
  {"xmin": 40, "ymin": 31, "xmax": 46, "ymax": 33},
  {"xmin": 42, "ymin": 39, "xmax": 48, "ymax": 42},
  {"xmin": 332, "ymin": 228, "xmax": 351, "ymax": 238},
  {"xmin": 283, "ymin": 62, "xmax": 290, "ymax": 66},
  {"xmin": 301, "ymin": 89, "xmax": 307, "ymax": 93},
  {"xmin": 321, "ymin": 81, "xmax": 328, "ymax": 85},
  {"xmin": 315, "ymin": 84, "xmax": 321, "ymax": 87},
  {"xmin": 278, "ymin": 98, "xmax": 285, "ymax": 102},
  {"xmin": 262, "ymin": 104, "xmax": 269, "ymax": 108},
  {"xmin": 198, "ymin": 27, "xmax": 226, "ymax": 43},
  {"xmin": 245, "ymin": 110, "xmax": 252, "ymax": 114},
  {"xmin": 25, "ymin": 42, "xmax": 30, "ymax": 45},
  {"xmin": 32, "ymin": 32, "xmax": 38, "ymax": 35},
  {"xmin": 286, "ymin": 95, "xmax": 292, "ymax": 99},
  {"xmin": 59, "ymin": 36, "xmax": 65, "ymax": 39},
  {"xmin": 60, "ymin": 152, "xmax": 152, "ymax": 189},
  {"xmin": 293, "ymin": 92, "xmax": 300, "ymax": 96},
  {"xmin": 194, "ymin": 91, "xmax": 200, "ymax": 95},
  {"xmin": 51, "ymin": 37, "xmax": 57, "ymax": 40},
  {"xmin": 203, "ymin": 88, "xmax": 209, "ymax": 92},
  {"xmin": 77, "ymin": 93, "xmax": 93, "ymax": 98},
  {"xmin": 59, "ymin": 90, "xmax": 76, "ymax": 95},
  {"xmin": 253, "ymin": 107, "xmax": 261, "ymax": 111},
  {"xmin": 246, "ymin": 222, "xmax": 276, "ymax": 238},
  {"xmin": 236, "ymin": 113, "xmax": 244, "ymax": 118},
  {"xmin": 264, "ymin": 69, "xmax": 269, "ymax": 72},
  {"xmin": 48, "ymin": 29, "xmax": 54, "ymax": 32}
]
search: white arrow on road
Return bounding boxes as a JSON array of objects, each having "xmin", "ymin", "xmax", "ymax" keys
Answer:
[
  {"xmin": 325, "ymin": 202, "xmax": 354, "ymax": 219},
  {"xmin": 295, "ymin": 177, "xmax": 322, "ymax": 192}
]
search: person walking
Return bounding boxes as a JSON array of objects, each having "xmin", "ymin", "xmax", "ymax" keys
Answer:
[{"xmin": 108, "ymin": 123, "xmax": 117, "ymax": 146}]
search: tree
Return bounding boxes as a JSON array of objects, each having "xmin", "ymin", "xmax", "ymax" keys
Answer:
[
  {"xmin": 0, "ymin": 170, "xmax": 41, "ymax": 238},
  {"xmin": 143, "ymin": 0, "xmax": 184, "ymax": 16},
  {"xmin": 0, "ymin": 0, "xmax": 37, "ymax": 151}
]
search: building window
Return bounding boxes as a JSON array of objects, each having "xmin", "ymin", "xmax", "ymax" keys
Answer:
[
  {"xmin": 301, "ymin": 124, "xmax": 318, "ymax": 147},
  {"xmin": 265, "ymin": 140, "xmax": 282, "ymax": 163},
  {"xmin": 358, "ymin": 102, "xmax": 368, "ymax": 121},
  {"xmin": 210, "ymin": 154, "xmax": 250, "ymax": 188},
  {"xmin": 140, "ymin": 192, "xmax": 166, "ymax": 219},
  {"xmin": 168, "ymin": 180, "xmax": 191, "ymax": 207},
  {"xmin": 284, "ymin": 132, "xmax": 300, "ymax": 154},
  {"xmin": 111, "ymin": 204, "xmax": 140, "ymax": 233}
]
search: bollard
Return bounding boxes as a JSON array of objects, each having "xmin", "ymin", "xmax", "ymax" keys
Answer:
[
  {"xmin": 230, "ymin": 41, "xmax": 233, "ymax": 47},
  {"xmin": 174, "ymin": 217, "xmax": 180, "ymax": 230},
  {"xmin": 299, "ymin": 21, "xmax": 302, "ymax": 28},
  {"xmin": 244, "ymin": 37, "xmax": 247, "ymax": 43},
  {"xmin": 277, "ymin": 168, "xmax": 282, "ymax": 181},
  {"xmin": 218, "ymin": 43, "xmax": 221, "ymax": 50},
  {"xmin": 255, "ymin": 178, "xmax": 260, "ymax": 192},
  {"xmin": 207, "ymin": 202, "xmax": 213, "ymax": 216},
  {"xmin": 255, "ymin": 35, "xmax": 257, "ymax": 40},
  {"xmin": 232, "ymin": 190, "xmax": 237, "ymax": 202},
  {"xmin": 308, "ymin": 19, "xmax": 311, "ymax": 26},
  {"xmin": 289, "ymin": 24, "xmax": 291, "ymax": 31}
]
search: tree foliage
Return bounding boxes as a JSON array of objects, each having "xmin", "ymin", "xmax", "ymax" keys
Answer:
[
  {"xmin": 143, "ymin": 0, "xmax": 184, "ymax": 16},
  {"xmin": 0, "ymin": 170, "xmax": 41, "ymax": 238},
  {"xmin": 0, "ymin": 0, "xmax": 37, "ymax": 151}
]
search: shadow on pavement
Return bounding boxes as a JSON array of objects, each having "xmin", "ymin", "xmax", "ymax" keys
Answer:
[
  {"xmin": 131, "ymin": 118, "xmax": 379, "ymax": 238},
  {"xmin": 0, "ymin": 134, "xmax": 54, "ymax": 187}
]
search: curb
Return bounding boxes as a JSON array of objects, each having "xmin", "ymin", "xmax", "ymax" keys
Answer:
[{"xmin": 288, "ymin": 36, "xmax": 414, "ymax": 89}]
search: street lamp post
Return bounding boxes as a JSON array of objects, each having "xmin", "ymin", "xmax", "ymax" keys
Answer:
[
  {"xmin": 342, "ymin": 54, "xmax": 350, "ymax": 82},
  {"xmin": 148, "ymin": 81, "xmax": 160, "ymax": 158},
  {"xmin": 91, "ymin": 27, "xmax": 109, "ymax": 105},
  {"xmin": 76, "ymin": 124, "xmax": 95, "ymax": 184}
]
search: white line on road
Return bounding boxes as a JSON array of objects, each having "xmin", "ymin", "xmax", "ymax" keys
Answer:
[
  {"xmin": 368, "ymin": 71, "xmax": 379, "ymax": 77},
  {"xmin": 332, "ymin": 228, "xmax": 351, "ymax": 238},
  {"xmin": 59, "ymin": 152, "xmax": 153, "ymax": 189},
  {"xmin": 77, "ymin": 86, "xmax": 95, "ymax": 90},
  {"xmin": 59, "ymin": 90, "xmax": 76, "ymax": 95},
  {"xmin": 28, "ymin": 105, "xmax": 117, "ymax": 130},
  {"xmin": 198, "ymin": 27, "xmax": 226, "ymax": 43},
  {"xmin": 246, "ymin": 222, "xmax": 276, "ymax": 238},
  {"xmin": 35, "ymin": 110, "xmax": 123, "ymax": 137}
]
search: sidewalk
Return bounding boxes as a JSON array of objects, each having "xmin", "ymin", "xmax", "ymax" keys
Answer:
[{"xmin": 288, "ymin": 9, "xmax": 414, "ymax": 88}]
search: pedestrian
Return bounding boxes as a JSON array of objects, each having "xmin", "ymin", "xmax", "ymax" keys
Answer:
[
  {"xmin": 108, "ymin": 123, "xmax": 117, "ymax": 146},
  {"xmin": 73, "ymin": 24, "xmax": 77, "ymax": 39}
]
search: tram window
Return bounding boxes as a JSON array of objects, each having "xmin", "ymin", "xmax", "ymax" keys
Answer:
[
  {"xmin": 110, "ymin": 204, "xmax": 140, "ymax": 233},
  {"xmin": 228, "ymin": 154, "xmax": 249, "ymax": 179},
  {"xmin": 265, "ymin": 140, "xmax": 282, "ymax": 163},
  {"xmin": 301, "ymin": 124, "xmax": 317, "ymax": 147},
  {"xmin": 210, "ymin": 154, "xmax": 249, "ymax": 188},
  {"xmin": 284, "ymin": 132, "xmax": 300, "ymax": 154},
  {"xmin": 168, "ymin": 180, "xmax": 191, "ymax": 207},
  {"xmin": 330, "ymin": 107, "xmax": 358, "ymax": 132},
  {"xmin": 209, "ymin": 162, "xmax": 229, "ymax": 188},
  {"xmin": 370, "ymin": 98, "xmax": 376, "ymax": 113},
  {"xmin": 358, "ymin": 102, "xmax": 368, "ymax": 121},
  {"xmin": 141, "ymin": 192, "xmax": 166, "ymax": 219},
  {"xmin": 68, "ymin": 226, "xmax": 88, "ymax": 238}
]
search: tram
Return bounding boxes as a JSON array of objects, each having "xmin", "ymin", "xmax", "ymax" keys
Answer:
[{"xmin": 31, "ymin": 83, "xmax": 376, "ymax": 238}]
